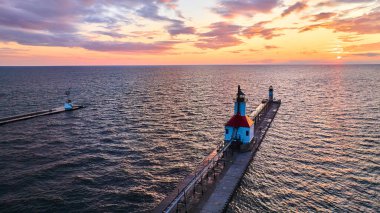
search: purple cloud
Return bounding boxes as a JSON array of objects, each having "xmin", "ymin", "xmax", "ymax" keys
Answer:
[
  {"xmin": 213, "ymin": 0, "xmax": 279, "ymax": 18},
  {"xmin": 0, "ymin": 4, "xmax": 77, "ymax": 33},
  {"xmin": 82, "ymin": 41, "xmax": 177, "ymax": 53},
  {"xmin": 167, "ymin": 21, "xmax": 196, "ymax": 36},
  {"xmin": 195, "ymin": 22, "xmax": 242, "ymax": 49},
  {"xmin": 316, "ymin": 0, "xmax": 375, "ymax": 7},
  {"xmin": 0, "ymin": 27, "xmax": 81, "ymax": 47},
  {"xmin": 200, "ymin": 22, "xmax": 241, "ymax": 37},
  {"xmin": 0, "ymin": 0, "xmax": 191, "ymax": 52},
  {"xmin": 0, "ymin": 27, "xmax": 177, "ymax": 53},
  {"xmin": 282, "ymin": 1, "xmax": 308, "ymax": 17},
  {"xmin": 351, "ymin": 52, "xmax": 380, "ymax": 57},
  {"xmin": 336, "ymin": 0, "xmax": 375, "ymax": 2},
  {"xmin": 92, "ymin": 31, "xmax": 127, "ymax": 38},
  {"xmin": 0, "ymin": 0, "xmax": 135, "ymax": 35},
  {"xmin": 135, "ymin": 2, "xmax": 194, "ymax": 36},
  {"xmin": 137, "ymin": 3, "xmax": 174, "ymax": 22}
]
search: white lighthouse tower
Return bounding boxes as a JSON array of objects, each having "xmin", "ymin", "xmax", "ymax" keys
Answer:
[{"xmin": 224, "ymin": 86, "xmax": 255, "ymax": 149}]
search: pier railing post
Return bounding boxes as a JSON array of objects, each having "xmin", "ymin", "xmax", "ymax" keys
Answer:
[
  {"xmin": 193, "ymin": 176, "xmax": 196, "ymax": 195},
  {"xmin": 200, "ymin": 176, "xmax": 203, "ymax": 195},
  {"xmin": 183, "ymin": 191, "xmax": 187, "ymax": 213}
]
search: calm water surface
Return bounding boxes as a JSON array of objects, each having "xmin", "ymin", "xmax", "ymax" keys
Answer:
[{"xmin": 0, "ymin": 65, "xmax": 379, "ymax": 212}]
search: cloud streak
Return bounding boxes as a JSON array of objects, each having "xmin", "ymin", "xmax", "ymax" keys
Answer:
[
  {"xmin": 242, "ymin": 22, "xmax": 283, "ymax": 40},
  {"xmin": 195, "ymin": 22, "xmax": 242, "ymax": 49},
  {"xmin": 167, "ymin": 21, "xmax": 196, "ymax": 36},
  {"xmin": 0, "ymin": 3, "xmax": 79, "ymax": 33},
  {"xmin": 351, "ymin": 52, "xmax": 380, "ymax": 57},
  {"xmin": 282, "ymin": 1, "xmax": 308, "ymax": 17},
  {"xmin": 309, "ymin": 12, "xmax": 337, "ymax": 21},
  {"xmin": 82, "ymin": 41, "xmax": 178, "ymax": 53},
  {"xmin": 265, "ymin": 45, "xmax": 279, "ymax": 49},
  {"xmin": 345, "ymin": 42, "xmax": 380, "ymax": 52},
  {"xmin": 0, "ymin": 27, "xmax": 177, "ymax": 53},
  {"xmin": 213, "ymin": 0, "xmax": 279, "ymax": 18}
]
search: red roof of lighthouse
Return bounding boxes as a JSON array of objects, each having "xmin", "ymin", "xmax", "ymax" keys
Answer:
[{"xmin": 225, "ymin": 114, "xmax": 254, "ymax": 127}]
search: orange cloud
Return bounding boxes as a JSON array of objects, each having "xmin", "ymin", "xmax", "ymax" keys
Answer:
[
  {"xmin": 265, "ymin": 45, "xmax": 279, "ymax": 49},
  {"xmin": 0, "ymin": 47, "xmax": 28, "ymax": 56},
  {"xmin": 242, "ymin": 22, "xmax": 283, "ymax": 39},
  {"xmin": 345, "ymin": 42, "xmax": 380, "ymax": 52},
  {"xmin": 338, "ymin": 35, "xmax": 361, "ymax": 42},
  {"xmin": 332, "ymin": 10, "xmax": 380, "ymax": 34},
  {"xmin": 300, "ymin": 10, "xmax": 380, "ymax": 34},
  {"xmin": 309, "ymin": 12, "xmax": 337, "ymax": 21}
]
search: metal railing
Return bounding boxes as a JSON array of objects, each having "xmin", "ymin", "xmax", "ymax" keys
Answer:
[{"xmin": 163, "ymin": 132, "xmax": 235, "ymax": 213}]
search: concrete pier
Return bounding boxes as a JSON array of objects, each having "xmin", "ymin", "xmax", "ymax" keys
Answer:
[
  {"xmin": 154, "ymin": 100, "xmax": 281, "ymax": 213},
  {"xmin": 0, "ymin": 105, "xmax": 84, "ymax": 126},
  {"xmin": 199, "ymin": 101, "xmax": 280, "ymax": 212}
]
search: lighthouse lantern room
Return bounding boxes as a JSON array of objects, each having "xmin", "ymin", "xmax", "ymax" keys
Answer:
[{"xmin": 224, "ymin": 86, "xmax": 255, "ymax": 146}]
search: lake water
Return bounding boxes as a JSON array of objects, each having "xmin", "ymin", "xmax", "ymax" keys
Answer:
[{"xmin": 0, "ymin": 65, "xmax": 379, "ymax": 212}]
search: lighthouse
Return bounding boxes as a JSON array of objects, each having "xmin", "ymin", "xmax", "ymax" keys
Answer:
[
  {"xmin": 64, "ymin": 89, "xmax": 73, "ymax": 110},
  {"xmin": 269, "ymin": 86, "xmax": 274, "ymax": 102},
  {"xmin": 224, "ymin": 86, "xmax": 255, "ymax": 149}
]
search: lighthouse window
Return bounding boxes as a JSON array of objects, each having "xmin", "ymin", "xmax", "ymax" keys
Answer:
[
  {"xmin": 246, "ymin": 131, "xmax": 249, "ymax": 136},
  {"xmin": 225, "ymin": 129, "xmax": 229, "ymax": 134}
]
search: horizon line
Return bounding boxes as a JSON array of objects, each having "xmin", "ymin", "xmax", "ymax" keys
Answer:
[{"xmin": 1, "ymin": 63, "xmax": 380, "ymax": 67}]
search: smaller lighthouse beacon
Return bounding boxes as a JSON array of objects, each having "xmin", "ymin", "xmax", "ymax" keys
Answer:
[
  {"xmin": 64, "ymin": 89, "xmax": 73, "ymax": 110},
  {"xmin": 269, "ymin": 86, "xmax": 274, "ymax": 102}
]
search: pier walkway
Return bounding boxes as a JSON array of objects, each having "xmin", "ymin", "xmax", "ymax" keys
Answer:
[
  {"xmin": 154, "ymin": 100, "xmax": 281, "ymax": 213},
  {"xmin": 0, "ymin": 105, "xmax": 84, "ymax": 126},
  {"xmin": 199, "ymin": 101, "xmax": 280, "ymax": 212}
]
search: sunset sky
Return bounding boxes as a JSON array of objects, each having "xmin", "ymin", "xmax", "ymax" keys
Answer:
[{"xmin": 0, "ymin": 0, "xmax": 379, "ymax": 65}]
